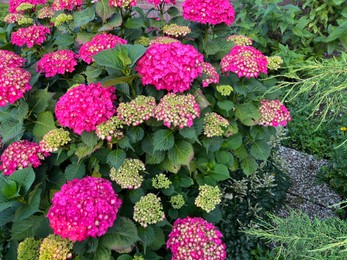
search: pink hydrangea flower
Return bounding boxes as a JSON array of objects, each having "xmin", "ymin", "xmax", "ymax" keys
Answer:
[
  {"xmin": 52, "ymin": 0, "xmax": 83, "ymax": 11},
  {"xmin": 0, "ymin": 67, "xmax": 31, "ymax": 107},
  {"xmin": 258, "ymin": 99, "xmax": 292, "ymax": 127},
  {"xmin": 37, "ymin": 50, "xmax": 78, "ymax": 77},
  {"xmin": 155, "ymin": 93, "xmax": 200, "ymax": 128},
  {"xmin": 0, "ymin": 140, "xmax": 49, "ymax": 175},
  {"xmin": 220, "ymin": 46, "xmax": 268, "ymax": 78},
  {"xmin": 0, "ymin": 50, "xmax": 26, "ymax": 69},
  {"xmin": 146, "ymin": 0, "xmax": 176, "ymax": 7},
  {"xmin": 55, "ymin": 83, "xmax": 116, "ymax": 135},
  {"xmin": 11, "ymin": 25, "xmax": 50, "ymax": 48},
  {"xmin": 136, "ymin": 42, "xmax": 204, "ymax": 93},
  {"xmin": 182, "ymin": 0, "xmax": 235, "ymax": 25},
  {"xmin": 201, "ymin": 62, "xmax": 219, "ymax": 87},
  {"xmin": 167, "ymin": 217, "xmax": 227, "ymax": 260},
  {"xmin": 109, "ymin": 0, "xmax": 137, "ymax": 7},
  {"xmin": 9, "ymin": 0, "xmax": 47, "ymax": 13},
  {"xmin": 79, "ymin": 33, "xmax": 127, "ymax": 64},
  {"xmin": 47, "ymin": 176, "xmax": 122, "ymax": 242}
]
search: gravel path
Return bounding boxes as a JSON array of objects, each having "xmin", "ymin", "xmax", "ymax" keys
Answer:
[{"xmin": 277, "ymin": 146, "xmax": 341, "ymax": 219}]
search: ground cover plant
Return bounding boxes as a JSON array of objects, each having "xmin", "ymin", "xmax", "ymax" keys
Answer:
[{"xmin": 0, "ymin": 0, "xmax": 291, "ymax": 259}]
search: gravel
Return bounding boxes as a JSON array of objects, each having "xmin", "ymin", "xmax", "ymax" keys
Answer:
[{"xmin": 276, "ymin": 146, "xmax": 341, "ymax": 219}]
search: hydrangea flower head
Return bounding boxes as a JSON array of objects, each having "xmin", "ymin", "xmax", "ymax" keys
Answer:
[
  {"xmin": 11, "ymin": 25, "xmax": 50, "ymax": 48},
  {"xmin": 4, "ymin": 13, "xmax": 32, "ymax": 24},
  {"xmin": 17, "ymin": 237, "xmax": 42, "ymax": 260},
  {"xmin": 136, "ymin": 42, "xmax": 204, "ymax": 93},
  {"xmin": 146, "ymin": 0, "xmax": 176, "ymax": 6},
  {"xmin": 117, "ymin": 95, "xmax": 156, "ymax": 126},
  {"xmin": 37, "ymin": 50, "xmax": 77, "ymax": 77},
  {"xmin": 52, "ymin": 13, "xmax": 73, "ymax": 26},
  {"xmin": 79, "ymin": 33, "xmax": 127, "ymax": 64},
  {"xmin": 55, "ymin": 83, "xmax": 116, "ymax": 135},
  {"xmin": 221, "ymin": 46, "xmax": 268, "ymax": 78},
  {"xmin": 16, "ymin": 3, "xmax": 35, "ymax": 12},
  {"xmin": 110, "ymin": 158, "xmax": 145, "ymax": 189},
  {"xmin": 152, "ymin": 173, "xmax": 171, "ymax": 189},
  {"xmin": 9, "ymin": 0, "xmax": 47, "ymax": 13},
  {"xmin": 163, "ymin": 24, "xmax": 190, "ymax": 37},
  {"xmin": 148, "ymin": 36, "xmax": 179, "ymax": 45},
  {"xmin": 195, "ymin": 184, "xmax": 222, "ymax": 212},
  {"xmin": 170, "ymin": 194, "xmax": 185, "ymax": 209},
  {"xmin": 0, "ymin": 50, "xmax": 26, "ymax": 69},
  {"xmin": 39, "ymin": 235, "xmax": 73, "ymax": 260},
  {"xmin": 258, "ymin": 99, "xmax": 291, "ymax": 127},
  {"xmin": 0, "ymin": 140, "xmax": 49, "ymax": 175},
  {"xmin": 0, "ymin": 67, "xmax": 31, "ymax": 107},
  {"xmin": 134, "ymin": 36, "xmax": 150, "ymax": 46},
  {"xmin": 216, "ymin": 85, "xmax": 233, "ymax": 96},
  {"xmin": 39, "ymin": 128, "xmax": 71, "ymax": 152},
  {"xmin": 52, "ymin": 0, "xmax": 83, "ymax": 11},
  {"xmin": 37, "ymin": 6, "xmax": 55, "ymax": 19},
  {"xmin": 167, "ymin": 217, "xmax": 226, "ymax": 260},
  {"xmin": 133, "ymin": 193, "xmax": 165, "ymax": 227},
  {"xmin": 203, "ymin": 112, "xmax": 229, "ymax": 137},
  {"xmin": 266, "ymin": 56, "xmax": 284, "ymax": 70},
  {"xmin": 109, "ymin": 0, "xmax": 136, "ymax": 8},
  {"xmin": 226, "ymin": 35, "xmax": 253, "ymax": 46},
  {"xmin": 155, "ymin": 93, "xmax": 200, "ymax": 129},
  {"xmin": 47, "ymin": 176, "xmax": 122, "ymax": 241},
  {"xmin": 182, "ymin": 0, "xmax": 235, "ymax": 25},
  {"xmin": 95, "ymin": 116, "xmax": 124, "ymax": 141},
  {"xmin": 201, "ymin": 62, "xmax": 219, "ymax": 87}
]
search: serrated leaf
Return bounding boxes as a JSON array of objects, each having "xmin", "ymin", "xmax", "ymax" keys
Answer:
[
  {"xmin": 149, "ymin": 226, "xmax": 165, "ymax": 251},
  {"xmin": 93, "ymin": 245, "xmax": 111, "ymax": 260},
  {"xmin": 129, "ymin": 188, "xmax": 145, "ymax": 204},
  {"xmin": 118, "ymin": 136, "xmax": 134, "ymax": 151},
  {"xmin": 102, "ymin": 74, "xmax": 140, "ymax": 87},
  {"xmin": 160, "ymin": 158, "xmax": 180, "ymax": 173},
  {"xmin": 99, "ymin": 13, "xmax": 122, "ymax": 31},
  {"xmin": 241, "ymin": 157, "xmax": 258, "ymax": 176},
  {"xmin": 12, "ymin": 100, "xmax": 28, "ymax": 120},
  {"xmin": 94, "ymin": 48, "xmax": 123, "ymax": 70},
  {"xmin": 179, "ymin": 127, "xmax": 200, "ymax": 144},
  {"xmin": 250, "ymin": 139, "xmax": 271, "ymax": 161},
  {"xmin": 8, "ymin": 167, "xmax": 35, "ymax": 195},
  {"xmin": 96, "ymin": 0, "xmax": 116, "ymax": 22},
  {"xmin": 217, "ymin": 100, "xmax": 234, "ymax": 112},
  {"xmin": 81, "ymin": 132, "xmax": 98, "ymax": 147},
  {"xmin": 107, "ymin": 149, "xmax": 126, "ymax": 170},
  {"xmin": 71, "ymin": 7, "xmax": 95, "ymax": 29},
  {"xmin": 209, "ymin": 164, "xmax": 230, "ymax": 181},
  {"xmin": 64, "ymin": 162, "xmax": 86, "ymax": 180},
  {"xmin": 54, "ymin": 33, "xmax": 75, "ymax": 48},
  {"xmin": 203, "ymin": 206, "xmax": 223, "ymax": 224},
  {"xmin": 153, "ymin": 129, "xmax": 174, "ymax": 152},
  {"xmin": 11, "ymin": 215, "xmax": 41, "ymax": 240},
  {"xmin": 138, "ymin": 226, "xmax": 155, "ymax": 248},
  {"xmin": 76, "ymin": 32, "xmax": 94, "ymax": 44},
  {"xmin": 167, "ymin": 140, "xmax": 194, "ymax": 166},
  {"xmin": 225, "ymin": 134, "xmax": 242, "ymax": 150},
  {"xmin": 123, "ymin": 44, "xmax": 147, "ymax": 67},
  {"xmin": 117, "ymin": 255, "xmax": 132, "ymax": 260},
  {"xmin": 127, "ymin": 127, "xmax": 144, "ymax": 144},
  {"xmin": 33, "ymin": 111, "xmax": 56, "ymax": 139},
  {"xmin": 101, "ymin": 217, "xmax": 139, "ymax": 252},
  {"xmin": 146, "ymin": 151, "xmax": 166, "ymax": 164},
  {"xmin": 2, "ymin": 180, "xmax": 19, "ymax": 199},
  {"xmin": 28, "ymin": 88, "xmax": 55, "ymax": 114},
  {"xmin": 124, "ymin": 18, "xmax": 146, "ymax": 29},
  {"xmin": 0, "ymin": 118, "xmax": 24, "ymax": 144},
  {"xmin": 235, "ymin": 103, "xmax": 261, "ymax": 126},
  {"xmin": 14, "ymin": 188, "xmax": 41, "ymax": 221}
]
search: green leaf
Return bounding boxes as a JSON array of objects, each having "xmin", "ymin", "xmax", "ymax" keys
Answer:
[
  {"xmin": 179, "ymin": 127, "xmax": 200, "ymax": 144},
  {"xmin": 123, "ymin": 44, "xmax": 147, "ymax": 67},
  {"xmin": 54, "ymin": 34, "xmax": 75, "ymax": 48},
  {"xmin": 14, "ymin": 188, "xmax": 42, "ymax": 221},
  {"xmin": 167, "ymin": 140, "xmax": 194, "ymax": 166},
  {"xmin": 12, "ymin": 100, "xmax": 28, "ymax": 120},
  {"xmin": 2, "ymin": 180, "xmax": 19, "ymax": 199},
  {"xmin": 160, "ymin": 158, "xmax": 180, "ymax": 174},
  {"xmin": 146, "ymin": 151, "xmax": 166, "ymax": 164},
  {"xmin": 85, "ymin": 63, "xmax": 103, "ymax": 83},
  {"xmin": 118, "ymin": 136, "xmax": 134, "ymax": 151},
  {"xmin": 99, "ymin": 13, "xmax": 122, "ymax": 31},
  {"xmin": 127, "ymin": 127, "xmax": 144, "ymax": 144},
  {"xmin": 241, "ymin": 157, "xmax": 258, "ymax": 176},
  {"xmin": 96, "ymin": 0, "xmax": 116, "ymax": 22},
  {"xmin": 33, "ymin": 111, "xmax": 56, "ymax": 139},
  {"xmin": 138, "ymin": 226, "xmax": 155, "ymax": 247},
  {"xmin": 129, "ymin": 188, "xmax": 145, "ymax": 204},
  {"xmin": 250, "ymin": 139, "xmax": 271, "ymax": 161},
  {"xmin": 8, "ymin": 168, "xmax": 35, "ymax": 195},
  {"xmin": 117, "ymin": 255, "xmax": 132, "ymax": 260},
  {"xmin": 76, "ymin": 32, "xmax": 94, "ymax": 44},
  {"xmin": 124, "ymin": 18, "xmax": 146, "ymax": 29},
  {"xmin": 107, "ymin": 149, "xmax": 126, "ymax": 170},
  {"xmin": 81, "ymin": 132, "xmax": 99, "ymax": 147},
  {"xmin": 0, "ymin": 118, "xmax": 24, "ymax": 144},
  {"xmin": 102, "ymin": 74, "xmax": 140, "ymax": 87},
  {"xmin": 11, "ymin": 215, "xmax": 42, "ymax": 240},
  {"xmin": 101, "ymin": 217, "xmax": 139, "ymax": 252},
  {"xmin": 93, "ymin": 48, "xmax": 123, "ymax": 70},
  {"xmin": 225, "ymin": 134, "xmax": 242, "ymax": 150},
  {"xmin": 216, "ymin": 151, "xmax": 233, "ymax": 165},
  {"xmin": 235, "ymin": 103, "xmax": 261, "ymax": 126},
  {"xmin": 149, "ymin": 226, "xmax": 165, "ymax": 250},
  {"xmin": 203, "ymin": 206, "xmax": 223, "ymax": 224},
  {"xmin": 64, "ymin": 162, "xmax": 86, "ymax": 180},
  {"xmin": 28, "ymin": 88, "xmax": 55, "ymax": 114},
  {"xmin": 93, "ymin": 245, "xmax": 111, "ymax": 260},
  {"xmin": 167, "ymin": 6, "xmax": 179, "ymax": 16},
  {"xmin": 217, "ymin": 100, "xmax": 234, "ymax": 112},
  {"xmin": 153, "ymin": 129, "xmax": 175, "ymax": 152},
  {"xmin": 209, "ymin": 164, "xmax": 230, "ymax": 181},
  {"xmin": 71, "ymin": 7, "xmax": 95, "ymax": 29}
]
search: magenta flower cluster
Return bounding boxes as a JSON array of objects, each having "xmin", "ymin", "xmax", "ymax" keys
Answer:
[
  {"xmin": 9, "ymin": 0, "xmax": 46, "ymax": 13},
  {"xmin": 109, "ymin": 0, "xmax": 137, "ymax": 7},
  {"xmin": 258, "ymin": 99, "xmax": 292, "ymax": 127},
  {"xmin": 0, "ymin": 67, "xmax": 31, "ymax": 107},
  {"xmin": 55, "ymin": 83, "xmax": 116, "ymax": 135},
  {"xmin": 52, "ymin": 0, "xmax": 83, "ymax": 11},
  {"xmin": 155, "ymin": 93, "xmax": 200, "ymax": 128},
  {"xmin": 79, "ymin": 33, "xmax": 127, "ymax": 64},
  {"xmin": 136, "ymin": 42, "xmax": 204, "ymax": 93},
  {"xmin": 0, "ymin": 140, "xmax": 49, "ymax": 175},
  {"xmin": 0, "ymin": 50, "xmax": 26, "ymax": 69},
  {"xmin": 37, "ymin": 50, "xmax": 78, "ymax": 77},
  {"xmin": 182, "ymin": 0, "xmax": 235, "ymax": 26},
  {"xmin": 221, "ymin": 46, "xmax": 268, "ymax": 78},
  {"xmin": 146, "ymin": 0, "xmax": 176, "ymax": 6},
  {"xmin": 167, "ymin": 217, "xmax": 227, "ymax": 260},
  {"xmin": 201, "ymin": 62, "xmax": 219, "ymax": 87},
  {"xmin": 47, "ymin": 176, "xmax": 122, "ymax": 242},
  {"xmin": 11, "ymin": 25, "xmax": 50, "ymax": 48}
]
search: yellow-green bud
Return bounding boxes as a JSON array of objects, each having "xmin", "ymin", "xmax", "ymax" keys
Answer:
[
  {"xmin": 134, "ymin": 36, "xmax": 150, "ymax": 47},
  {"xmin": 170, "ymin": 194, "xmax": 185, "ymax": 209},
  {"xmin": 18, "ymin": 237, "xmax": 42, "ymax": 260},
  {"xmin": 39, "ymin": 128, "xmax": 71, "ymax": 152},
  {"xmin": 96, "ymin": 116, "xmax": 124, "ymax": 141},
  {"xmin": 39, "ymin": 235, "xmax": 73, "ymax": 260},
  {"xmin": 216, "ymin": 85, "xmax": 233, "ymax": 96},
  {"xmin": 133, "ymin": 193, "xmax": 165, "ymax": 227},
  {"xmin": 163, "ymin": 24, "xmax": 191, "ymax": 38},
  {"xmin": 195, "ymin": 185, "xmax": 222, "ymax": 213},
  {"xmin": 133, "ymin": 255, "xmax": 144, "ymax": 260},
  {"xmin": 152, "ymin": 173, "xmax": 171, "ymax": 189},
  {"xmin": 16, "ymin": 3, "xmax": 35, "ymax": 12},
  {"xmin": 52, "ymin": 14, "xmax": 73, "ymax": 27},
  {"xmin": 266, "ymin": 56, "xmax": 283, "ymax": 70},
  {"xmin": 226, "ymin": 35, "xmax": 253, "ymax": 46},
  {"xmin": 203, "ymin": 112, "xmax": 229, "ymax": 138},
  {"xmin": 18, "ymin": 17, "xmax": 34, "ymax": 25},
  {"xmin": 110, "ymin": 159, "xmax": 146, "ymax": 189}
]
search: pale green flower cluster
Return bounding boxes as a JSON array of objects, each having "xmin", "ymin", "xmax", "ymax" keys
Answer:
[
  {"xmin": 133, "ymin": 193, "xmax": 165, "ymax": 227},
  {"xmin": 17, "ymin": 237, "xmax": 42, "ymax": 260},
  {"xmin": 134, "ymin": 36, "xmax": 150, "ymax": 46},
  {"xmin": 163, "ymin": 24, "xmax": 191, "ymax": 37},
  {"xmin": 149, "ymin": 36, "xmax": 179, "ymax": 45},
  {"xmin": 195, "ymin": 185, "xmax": 222, "ymax": 213},
  {"xmin": 203, "ymin": 112, "xmax": 229, "ymax": 137},
  {"xmin": 16, "ymin": 3, "xmax": 35, "ymax": 12},
  {"xmin": 133, "ymin": 255, "xmax": 144, "ymax": 260},
  {"xmin": 53, "ymin": 14, "xmax": 73, "ymax": 27},
  {"xmin": 96, "ymin": 116, "xmax": 124, "ymax": 141},
  {"xmin": 110, "ymin": 159, "xmax": 145, "ymax": 189},
  {"xmin": 40, "ymin": 128, "xmax": 71, "ymax": 152},
  {"xmin": 170, "ymin": 194, "xmax": 185, "ymax": 209},
  {"xmin": 152, "ymin": 173, "xmax": 172, "ymax": 189},
  {"xmin": 18, "ymin": 17, "xmax": 34, "ymax": 25},
  {"xmin": 226, "ymin": 34, "xmax": 253, "ymax": 46},
  {"xmin": 39, "ymin": 235, "xmax": 73, "ymax": 260},
  {"xmin": 216, "ymin": 84, "xmax": 233, "ymax": 96},
  {"xmin": 266, "ymin": 56, "xmax": 283, "ymax": 70}
]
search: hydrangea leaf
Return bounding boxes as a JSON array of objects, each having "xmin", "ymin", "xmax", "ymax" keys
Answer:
[
  {"xmin": 167, "ymin": 140, "xmax": 194, "ymax": 166},
  {"xmin": 153, "ymin": 129, "xmax": 175, "ymax": 152}
]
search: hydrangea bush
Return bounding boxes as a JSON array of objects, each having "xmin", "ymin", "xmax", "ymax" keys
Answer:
[{"xmin": 0, "ymin": 0, "xmax": 290, "ymax": 258}]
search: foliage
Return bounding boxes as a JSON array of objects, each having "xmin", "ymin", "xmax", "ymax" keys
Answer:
[
  {"xmin": 232, "ymin": 0, "xmax": 347, "ymax": 66},
  {"xmin": 246, "ymin": 211, "xmax": 347, "ymax": 259},
  {"xmin": 0, "ymin": 4, "xmax": 7, "ymax": 27},
  {"xmin": 0, "ymin": 0, "xmax": 287, "ymax": 259}
]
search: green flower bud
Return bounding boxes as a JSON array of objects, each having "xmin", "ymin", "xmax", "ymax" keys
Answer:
[
  {"xmin": 39, "ymin": 128, "xmax": 71, "ymax": 152},
  {"xmin": 152, "ymin": 173, "xmax": 171, "ymax": 189},
  {"xmin": 266, "ymin": 56, "xmax": 283, "ymax": 70},
  {"xmin": 18, "ymin": 17, "xmax": 34, "ymax": 25},
  {"xmin": 52, "ymin": 14, "xmax": 73, "ymax": 27},
  {"xmin": 18, "ymin": 237, "xmax": 42, "ymax": 260},
  {"xmin": 39, "ymin": 234, "xmax": 73, "ymax": 260},
  {"xmin": 133, "ymin": 193, "xmax": 165, "ymax": 227},
  {"xmin": 96, "ymin": 116, "xmax": 124, "ymax": 141},
  {"xmin": 110, "ymin": 159, "xmax": 145, "ymax": 189},
  {"xmin": 170, "ymin": 194, "xmax": 185, "ymax": 209},
  {"xmin": 16, "ymin": 3, "xmax": 35, "ymax": 12},
  {"xmin": 195, "ymin": 185, "xmax": 222, "ymax": 213},
  {"xmin": 216, "ymin": 84, "xmax": 233, "ymax": 96},
  {"xmin": 133, "ymin": 255, "xmax": 144, "ymax": 260},
  {"xmin": 134, "ymin": 36, "xmax": 150, "ymax": 47},
  {"xmin": 163, "ymin": 24, "xmax": 191, "ymax": 37},
  {"xmin": 203, "ymin": 112, "xmax": 229, "ymax": 138},
  {"xmin": 226, "ymin": 35, "xmax": 253, "ymax": 46}
]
